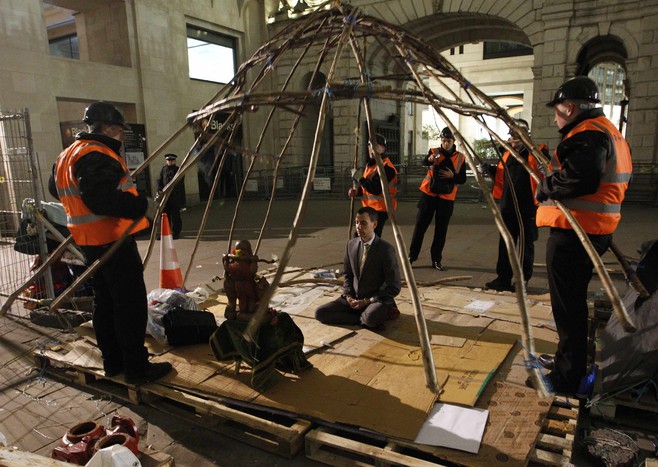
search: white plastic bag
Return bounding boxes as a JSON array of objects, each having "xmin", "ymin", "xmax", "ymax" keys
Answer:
[
  {"xmin": 85, "ymin": 444, "xmax": 141, "ymax": 467},
  {"xmin": 146, "ymin": 288, "xmax": 200, "ymax": 344}
]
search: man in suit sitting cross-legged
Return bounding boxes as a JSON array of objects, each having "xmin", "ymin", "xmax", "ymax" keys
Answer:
[{"xmin": 315, "ymin": 206, "xmax": 401, "ymax": 331}]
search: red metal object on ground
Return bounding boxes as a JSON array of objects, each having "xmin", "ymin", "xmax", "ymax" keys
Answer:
[{"xmin": 51, "ymin": 415, "xmax": 139, "ymax": 464}]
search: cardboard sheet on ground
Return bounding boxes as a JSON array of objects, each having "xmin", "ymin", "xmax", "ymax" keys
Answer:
[
  {"xmin": 75, "ymin": 321, "xmax": 171, "ymax": 355},
  {"xmin": 40, "ymin": 340, "xmax": 103, "ymax": 370},
  {"xmin": 422, "ymin": 286, "xmax": 555, "ymax": 329},
  {"xmin": 414, "ymin": 381, "xmax": 553, "ymax": 466},
  {"xmin": 150, "ymin": 344, "xmax": 219, "ymax": 387},
  {"xmin": 388, "ymin": 309, "xmax": 515, "ymax": 406},
  {"xmin": 44, "ymin": 281, "xmax": 520, "ymax": 444},
  {"xmin": 254, "ymin": 337, "xmax": 447, "ymax": 440}
]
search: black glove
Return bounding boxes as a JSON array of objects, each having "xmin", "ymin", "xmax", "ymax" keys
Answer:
[{"xmin": 536, "ymin": 188, "xmax": 549, "ymax": 203}]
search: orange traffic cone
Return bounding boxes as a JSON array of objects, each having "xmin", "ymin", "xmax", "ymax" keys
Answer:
[{"xmin": 160, "ymin": 213, "xmax": 184, "ymax": 289}]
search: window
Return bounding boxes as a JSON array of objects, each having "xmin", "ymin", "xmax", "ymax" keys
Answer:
[
  {"xmin": 187, "ymin": 25, "xmax": 237, "ymax": 84},
  {"xmin": 483, "ymin": 41, "xmax": 532, "ymax": 60},
  {"xmin": 449, "ymin": 45, "xmax": 464, "ymax": 56},
  {"xmin": 49, "ymin": 34, "xmax": 79, "ymax": 59},
  {"xmin": 589, "ymin": 62, "xmax": 626, "ymax": 131}
]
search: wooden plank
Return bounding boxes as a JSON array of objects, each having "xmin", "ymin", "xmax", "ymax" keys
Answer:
[
  {"xmin": 547, "ymin": 405, "xmax": 578, "ymax": 421},
  {"xmin": 143, "ymin": 384, "xmax": 311, "ymax": 458},
  {"xmin": 0, "ymin": 447, "xmax": 71, "ymax": 467},
  {"xmin": 528, "ymin": 396, "xmax": 579, "ymax": 466},
  {"xmin": 139, "ymin": 445, "xmax": 175, "ymax": 467},
  {"xmin": 535, "ymin": 433, "xmax": 573, "ymax": 451},
  {"xmin": 589, "ymin": 395, "xmax": 658, "ymax": 431},
  {"xmin": 528, "ymin": 448, "xmax": 570, "ymax": 466},
  {"xmin": 542, "ymin": 418, "xmax": 576, "ymax": 437},
  {"xmin": 305, "ymin": 427, "xmax": 447, "ymax": 467},
  {"xmin": 39, "ymin": 360, "xmax": 144, "ymax": 405}
]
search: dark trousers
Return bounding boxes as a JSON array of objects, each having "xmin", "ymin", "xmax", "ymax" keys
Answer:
[
  {"xmin": 495, "ymin": 210, "xmax": 538, "ymax": 284},
  {"xmin": 408, "ymin": 194, "xmax": 454, "ymax": 263},
  {"xmin": 315, "ymin": 296, "xmax": 391, "ymax": 328},
  {"xmin": 83, "ymin": 237, "xmax": 149, "ymax": 376},
  {"xmin": 164, "ymin": 203, "xmax": 182, "ymax": 238},
  {"xmin": 546, "ymin": 228, "xmax": 611, "ymax": 392}
]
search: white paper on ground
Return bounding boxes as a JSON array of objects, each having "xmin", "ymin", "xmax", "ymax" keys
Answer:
[
  {"xmin": 464, "ymin": 300, "xmax": 495, "ymax": 312},
  {"xmin": 414, "ymin": 402, "xmax": 489, "ymax": 454}
]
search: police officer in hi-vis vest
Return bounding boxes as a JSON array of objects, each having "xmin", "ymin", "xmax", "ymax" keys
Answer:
[
  {"xmin": 533, "ymin": 77, "xmax": 632, "ymax": 395},
  {"xmin": 348, "ymin": 133, "xmax": 398, "ymax": 238},
  {"xmin": 484, "ymin": 119, "xmax": 549, "ymax": 292},
  {"xmin": 49, "ymin": 102, "xmax": 172, "ymax": 384},
  {"xmin": 408, "ymin": 127, "xmax": 467, "ymax": 271}
]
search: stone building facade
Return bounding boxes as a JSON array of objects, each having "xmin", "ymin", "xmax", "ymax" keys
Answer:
[{"xmin": 1, "ymin": 0, "xmax": 656, "ymax": 203}]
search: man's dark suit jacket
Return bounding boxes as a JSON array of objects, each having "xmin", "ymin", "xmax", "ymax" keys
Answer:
[{"xmin": 342, "ymin": 235, "xmax": 401, "ymax": 304}]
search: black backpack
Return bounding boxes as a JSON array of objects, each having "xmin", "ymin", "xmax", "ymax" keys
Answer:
[{"xmin": 162, "ymin": 307, "xmax": 218, "ymax": 346}]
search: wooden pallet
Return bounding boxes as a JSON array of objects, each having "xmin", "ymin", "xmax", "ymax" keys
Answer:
[
  {"xmin": 144, "ymin": 384, "xmax": 312, "ymax": 458},
  {"xmin": 37, "ymin": 357, "xmax": 311, "ymax": 458},
  {"xmin": 306, "ymin": 426, "xmax": 452, "ymax": 466},
  {"xmin": 528, "ymin": 396, "xmax": 579, "ymax": 466},
  {"xmin": 588, "ymin": 390, "xmax": 658, "ymax": 431},
  {"xmin": 305, "ymin": 396, "xmax": 580, "ymax": 467}
]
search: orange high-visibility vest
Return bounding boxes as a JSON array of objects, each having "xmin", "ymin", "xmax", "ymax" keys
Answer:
[
  {"xmin": 492, "ymin": 145, "xmax": 547, "ymax": 206},
  {"xmin": 55, "ymin": 140, "xmax": 149, "ymax": 246},
  {"xmin": 536, "ymin": 116, "xmax": 632, "ymax": 235},
  {"xmin": 419, "ymin": 148, "xmax": 465, "ymax": 201},
  {"xmin": 361, "ymin": 157, "xmax": 398, "ymax": 211}
]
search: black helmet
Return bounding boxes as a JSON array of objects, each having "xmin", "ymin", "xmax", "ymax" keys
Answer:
[
  {"xmin": 83, "ymin": 101, "xmax": 129, "ymax": 128},
  {"xmin": 439, "ymin": 127, "xmax": 454, "ymax": 139},
  {"xmin": 546, "ymin": 76, "xmax": 600, "ymax": 107},
  {"xmin": 373, "ymin": 133, "xmax": 386, "ymax": 147}
]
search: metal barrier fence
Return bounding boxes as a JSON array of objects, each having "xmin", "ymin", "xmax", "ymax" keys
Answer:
[
  {"xmin": 238, "ymin": 158, "xmax": 656, "ymax": 205},
  {"xmin": 0, "ymin": 108, "xmax": 50, "ymax": 316},
  {"xmin": 239, "ymin": 159, "xmax": 487, "ymax": 203}
]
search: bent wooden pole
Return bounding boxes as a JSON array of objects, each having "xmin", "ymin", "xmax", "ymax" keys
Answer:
[
  {"xmin": 440, "ymin": 115, "xmax": 550, "ymax": 396},
  {"xmin": 553, "ymin": 198, "xmax": 636, "ymax": 332},
  {"xmin": 471, "ymin": 111, "xmax": 636, "ymax": 333},
  {"xmin": 32, "ymin": 209, "xmax": 85, "ymax": 262},
  {"xmin": 609, "ymin": 241, "xmax": 650, "ymax": 298},
  {"xmin": 359, "ymin": 36, "xmax": 441, "ymax": 393},
  {"xmin": 244, "ymin": 5, "xmax": 358, "ymax": 344},
  {"xmin": 348, "ymin": 100, "xmax": 363, "ymax": 241},
  {"xmin": 48, "ymin": 218, "xmax": 142, "ymax": 311}
]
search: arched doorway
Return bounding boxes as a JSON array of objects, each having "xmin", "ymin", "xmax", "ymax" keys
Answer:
[{"xmin": 577, "ymin": 35, "xmax": 629, "ymax": 133}]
